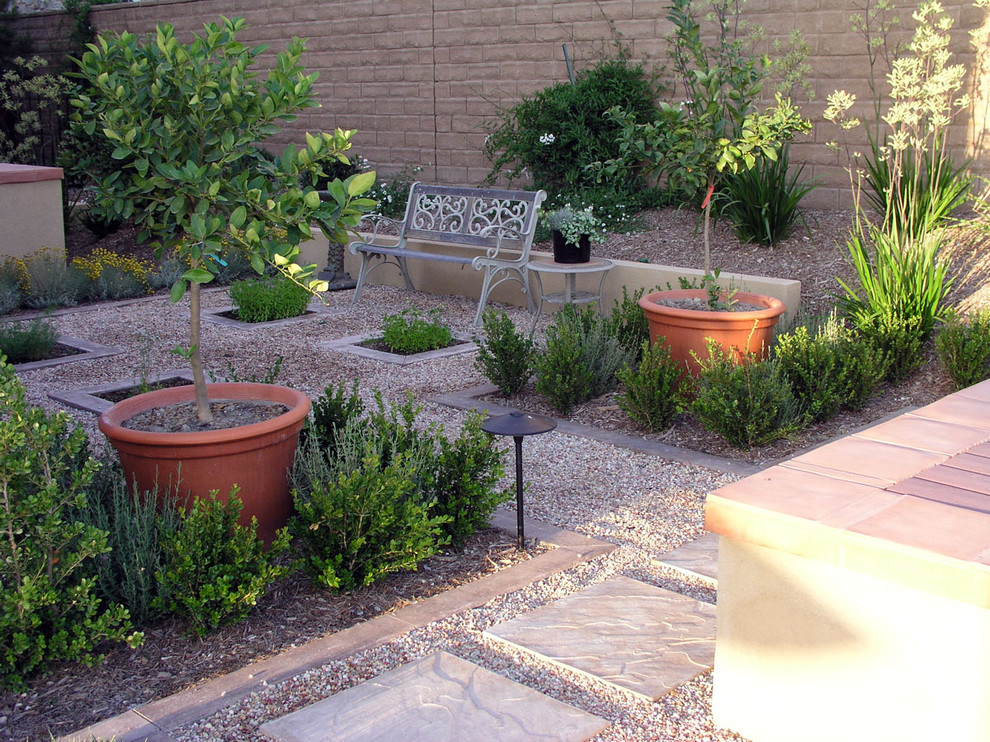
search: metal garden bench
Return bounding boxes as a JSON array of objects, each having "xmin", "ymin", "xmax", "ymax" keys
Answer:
[{"xmin": 347, "ymin": 183, "xmax": 547, "ymax": 326}]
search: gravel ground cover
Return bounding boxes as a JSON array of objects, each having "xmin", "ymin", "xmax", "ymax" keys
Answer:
[{"xmin": 7, "ymin": 207, "xmax": 989, "ymax": 740}]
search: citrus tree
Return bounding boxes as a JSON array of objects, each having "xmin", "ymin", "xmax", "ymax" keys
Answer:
[{"xmin": 71, "ymin": 17, "xmax": 376, "ymax": 422}]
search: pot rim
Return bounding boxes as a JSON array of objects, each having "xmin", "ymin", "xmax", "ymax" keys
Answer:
[
  {"xmin": 640, "ymin": 288, "xmax": 786, "ymax": 320},
  {"xmin": 98, "ymin": 382, "xmax": 311, "ymax": 445}
]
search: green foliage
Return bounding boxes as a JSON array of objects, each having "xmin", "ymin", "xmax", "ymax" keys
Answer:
[
  {"xmin": 0, "ymin": 316, "xmax": 58, "ymax": 363},
  {"xmin": 607, "ymin": 286, "xmax": 651, "ymax": 360},
  {"xmin": 536, "ymin": 305, "xmax": 636, "ymax": 415},
  {"xmin": 0, "ymin": 273, "xmax": 22, "ymax": 316},
  {"xmin": 595, "ymin": 0, "xmax": 811, "ymax": 272},
  {"xmin": 862, "ymin": 136, "xmax": 972, "ymax": 241},
  {"xmin": 76, "ymin": 460, "xmax": 182, "ymax": 626},
  {"xmin": 544, "ymin": 204, "xmax": 607, "ymax": 245},
  {"xmin": 21, "ymin": 247, "xmax": 90, "ymax": 309},
  {"xmin": 484, "ymin": 55, "xmax": 659, "ymax": 214},
  {"xmin": 473, "ymin": 309, "xmax": 536, "ymax": 397},
  {"xmin": 836, "ymin": 223, "xmax": 951, "ymax": 383},
  {"xmin": 380, "ymin": 306, "xmax": 453, "ymax": 354},
  {"xmin": 0, "ymin": 361, "xmax": 137, "ymax": 690},
  {"xmin": 617, "ymin": 340, "xmax": 682, "ymax": 432},
  {"xmin": 722, "ymin": 144, "xmax": 816, "ymax": 246},
  {"xmin": 936, "ymin": 310, "xmax": 990, "ymax": 390},
  {"xmin": 295, "ymin": 391, "xmax": 505, "ymax": 561},
  {"xmin": 690, "ymin": 342, "xmax": 806, "ymax": 449},
  {"xmin": 0, "ymin": 56, "xmax": 70, "ymax": 166},
  {"xmin": 291, "ymin": 423, "xmax": 447, "ymax": 591},
  {"xmin": 154, "ymin": 491, "xmax": 290, "ymax": 636},
  {"xmin": 230, "ymin": 275, "xmax": 312, "ymax": 323},
  {"xmin": 859, "ymin": 311, "xmax": 927, "ymax": 384},
  {"xmin": 774, "ymin": 314, "xmax": 886, "ymax": 421},
  {"xmin": 70, "ymin": 16, "xmax": 377, "ymax": 419},
  {"xmin": 420, "ymin": 411, "xmax": 507, "ymax": 545},
  {"xmin": 304, "ymin": 379, "xmax": 366, "ymax": 452}
]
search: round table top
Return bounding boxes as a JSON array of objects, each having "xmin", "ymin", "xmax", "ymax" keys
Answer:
[{"xmin": 528, "ymin": 257, "xmax": 614, "ymax": 274}]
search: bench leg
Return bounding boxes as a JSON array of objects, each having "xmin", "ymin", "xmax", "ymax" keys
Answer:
[
  {"xmin": 397, "ymin": 256, "xmax": 415, "ymax": 291},
  {"xmin": 351, "ymin": 253, "xmax": 374, "ymax": 303}
]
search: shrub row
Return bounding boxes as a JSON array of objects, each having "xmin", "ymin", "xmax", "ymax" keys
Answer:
[
  {"xmin": 475, "ymin": 302, "xmax": 990, "ymax": 451},
  {"xmin": 0, "ymin": 367, "xmax": 505, "ymax": 690},
  {"xmin": 0, "ymin": 242, "xmax": 260, "ymax": 317}
]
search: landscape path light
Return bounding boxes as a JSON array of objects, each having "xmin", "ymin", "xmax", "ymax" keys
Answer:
[{"xmin": 481, "ymin": 410, "xmax": 556, "ymax": 550}]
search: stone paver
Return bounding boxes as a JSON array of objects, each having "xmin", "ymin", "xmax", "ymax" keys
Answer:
[
  {"xmin": 656, "ymin": 533, "xmax": 719, "ymax": 581},
  {"xmin": 485, "ymin": 575, "xmax": 715, "ymax": 699},
  {"xmin": 259, "ymin": 650, "xmax": 609, "ymax": 742}
]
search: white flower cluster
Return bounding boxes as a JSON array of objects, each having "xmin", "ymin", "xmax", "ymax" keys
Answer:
[{"xmin": 539, "ymin": 133, "xmax": 556, "ymax": 145}]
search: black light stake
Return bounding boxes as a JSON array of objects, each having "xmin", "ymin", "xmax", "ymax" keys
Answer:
[{"xmin": 481, "ymin": 410, "xmax": 557, "ymax": 550}]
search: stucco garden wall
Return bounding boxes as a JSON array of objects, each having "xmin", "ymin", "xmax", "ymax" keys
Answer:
[{"xmin": 10, "ymin": 0, "xmax": 990, "ymax": 209}]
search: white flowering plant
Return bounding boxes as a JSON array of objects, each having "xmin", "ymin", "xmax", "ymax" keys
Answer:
[{"xmin": 544, "ymin": 204, "xmax": 607, "ymax": 245}]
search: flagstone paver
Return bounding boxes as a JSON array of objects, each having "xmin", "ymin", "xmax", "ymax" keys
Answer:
[
  {"xmin": 485, "ymin": 575, "xmax": 715, "ymax": 700},
  {"xmin": 259, "ymin": 650, "xmax": 609, "ymax": 742},
  {"xmin": 656, "ymin": 533, "xmax": 719, "ymax": 581}
]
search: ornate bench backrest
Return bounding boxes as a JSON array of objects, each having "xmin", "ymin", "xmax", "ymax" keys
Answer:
[{"xmin": 401, "ymin": 183, "xmax": 545, "ymax": 250}]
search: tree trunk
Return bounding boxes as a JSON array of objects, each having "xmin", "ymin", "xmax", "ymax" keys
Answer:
[{"xmin": 189, "ymin": 281, "xmax": 213, "ymax": 424}]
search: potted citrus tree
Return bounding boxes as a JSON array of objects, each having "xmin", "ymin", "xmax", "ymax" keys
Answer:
[
  {"xmin": 71, "ymin": 17, "xmax": 376, "ymax": 542},
  {"xmin": 595, "ymin": 0, "xmax": 809, "ymax": 374}
]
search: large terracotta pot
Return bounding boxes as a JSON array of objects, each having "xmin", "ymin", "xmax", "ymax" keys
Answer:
[
  {"xmin": 639, "ymin": 289, "xmax": 786, "ymax": 377},
  {"xmin": 98, "ymin": 382, "xmax": 311, "ymax": 545}
]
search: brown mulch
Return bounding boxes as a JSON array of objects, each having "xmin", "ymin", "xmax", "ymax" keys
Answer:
[{"xmin": 1, "ymin": 529, "xmax": 544, "ymax": 742}]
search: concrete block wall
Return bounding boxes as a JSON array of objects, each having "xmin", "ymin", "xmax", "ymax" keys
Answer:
[{"xmin": 11, "ymin": 0, "xmax": 990, "ymax": 210}]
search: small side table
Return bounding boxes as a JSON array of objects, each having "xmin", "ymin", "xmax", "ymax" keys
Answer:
[{"xmin": 528, "ymin": 257, "xmax": 615, "ymax": 329}]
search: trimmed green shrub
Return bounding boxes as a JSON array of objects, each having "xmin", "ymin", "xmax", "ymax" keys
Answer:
[
  {"xmin": 291, "ymin": 422, "xmax": 448, "ymax": 591},
  {"xmin": 76, "ymin": 460, "xmax": 182, "ymax": 626},
  {"xmin": 0, "ymin": 316, "xmax": 58, "ymax": 363},
  {"xmin": 422, "ymin": 411, "xmax": 507, "ymax": 545},
  {"xmin": 690, "ymin": 342, "xmax": 806, "ymax": 449},
  {"xmin": 618, "ymin": 340, "xmax": 682, "ymax": 432},
  {"xmin": 607, "ymin": 286, "xmax": 651, "ymax": 360},
  {"xmin": 380, "ymin": 306, "xmax": 453, "ymax": 354},
  {"xmin": 0, "ymin": 361, "xmax": 138, "ymax": 690},
  {"xmin": 535, "ymin": 305, "xmax": 635, "ymax": 414},
  {"xmin": 474, "ymin": 309, "xmax": 536, "ymax": 397},
  {"xmin": 154, "ymin": 491, "xmax": 290, "ymax": 636},
  {"xmin": 307, "ymin": 379, "xmax": 366, "ymax": 450},
  {"xmin": 858, "ymin": 311, "xmax": 927, "ymax": 384},
  {"xmin": 535, "ymin": 315, "xmax": 592, "ymax": 415},
  {"xmin": 229, "ymin": 275, "xmax": 312, "ymax": 323},
  {"xmin": 936, "ymin": 310, "xmax": 990, "ymax": 390},
  {"xmin": 774, "ymin": 315, "xmax": 887, "ymax": 421}
]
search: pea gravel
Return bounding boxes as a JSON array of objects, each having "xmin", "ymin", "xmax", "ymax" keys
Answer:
[{"xmin": 15, "ymin": 284, "xmax": 741, "ymax": 741}]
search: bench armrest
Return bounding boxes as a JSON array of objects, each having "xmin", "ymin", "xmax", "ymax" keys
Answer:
[
  {"xmin": 348, "ymin": 214, "xmax": 405, "ymax": 254},
  {"xmin": 472, "ymin": 224, "xmax": 527, "ymax": 267}
]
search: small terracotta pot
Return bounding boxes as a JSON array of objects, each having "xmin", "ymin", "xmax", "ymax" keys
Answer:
[
  {"xmin": 98, "ymin": 383, "xmax": 311, "ymax": 546},
  {"xmin": 639, "ymin": 289, "xmax": 786, "ymax": 377},
  {"xmin": 551, "ymin": 230, "xmax": 591, "ymax": 263}
]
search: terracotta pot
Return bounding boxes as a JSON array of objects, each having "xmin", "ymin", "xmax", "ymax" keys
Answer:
[
  {"xmin": 551, "ymin": 230, "xmax": 591, "ymax": 263},
  {"xmin": 98, "ymin": 382, "xmax": 311, "ymax": 545},
  {"xmin": 639, "ymin": 289, "xmax": 786, "ymax": 377}
]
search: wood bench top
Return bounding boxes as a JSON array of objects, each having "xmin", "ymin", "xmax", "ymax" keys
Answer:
[{"xmin": 706, "ymin": 380, "xmax": 990, "ymax": 608}]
